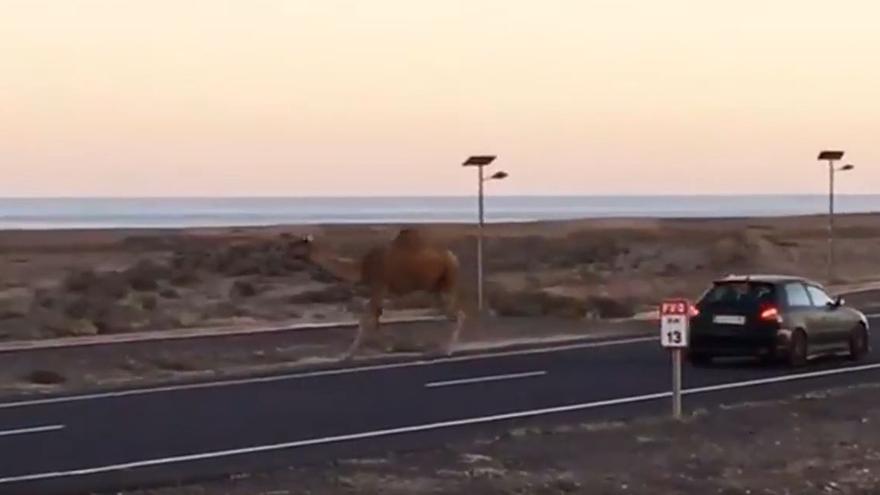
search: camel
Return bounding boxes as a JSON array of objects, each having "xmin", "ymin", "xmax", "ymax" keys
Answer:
[{"xmin": 295, "ymin": 228, "xmax": 466, "ymax": 360}]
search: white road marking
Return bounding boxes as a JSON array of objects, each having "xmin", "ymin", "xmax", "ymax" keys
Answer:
[
  {"xmin": 684, "ymin": 362, "xmax": 880, "ymax": 394},
  {"xmin": 425, "ymin": 371, "xmax": 547, "ymax": 388},
  {"xmin": 0, "ymin": 424, "xmax": 64, "ymax": 438},
  {"xmin": 0, "ymin": 336, "xmax": 656, "ymax": 410},
  {"xmin": 865, "ymin": 313, "xmax": 880, "ymax": 318},
  {"xmin": 3, "ymin": 361, "xmax": 880, "ymax": 485}
]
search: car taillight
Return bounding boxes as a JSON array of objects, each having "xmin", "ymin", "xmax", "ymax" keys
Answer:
[{"xmin": 759, "ymin": 306, "xmax": 781, "ymax": 322}]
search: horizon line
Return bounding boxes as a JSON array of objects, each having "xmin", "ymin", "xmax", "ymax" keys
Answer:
[{"xmin": 0, "ymin": 193, "xmax": 876, "ymax": 200}]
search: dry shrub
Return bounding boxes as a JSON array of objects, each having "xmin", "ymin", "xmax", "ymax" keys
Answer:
[
  {"xmin": 170, "ymin": 269, "xmax": 199, "ymax": 287},
  {"xmin": 25, "ymin": 370, "xmax": 67, "ymax": 385},
  {"xmin": 120, "ymin": 235, "xmax": 182, "ymax": 251},
  {"xmin": 174, "ymin": 310, "xmax": 201, "ymax": 327},
  {"xmin": 289, "ymin": 285, "xmax": 354, "ymax": 305},
  {"xmin": 212, "ymin": 301, "xmax": 248, "ymax": 318},
  {"xmin": 159, "ymin": 287, "xmax": 180, "ymax": 299},
  {"xmin": 123, "ymin": 260, "xmax": 168, "ymax": 291},
  {"xmin": 659, "ymin": 263, "xmax": 684, "ymax": 276},
  {"xmin": 481, "ymin": 235, "xmax": 546, "ymax": 272},
  {"xmin": 0, "ymin": 297, "xmax": 28, "ymax": 320},
  {"xmin": 62, "ymin": 269, "xmax": 128, "ymax": 299},
  {"xmin": 0, "ymin": 317, "xmax": 35, "ymax": 340},
  {"xmin": 489, "ymin": 290, "xmax": 586, "ymax": 319},
  {"xmin": 63, "ymin": 268, "xmax": 99, "ymax": 292},
  {"xmin": 97, "ymin": 272, "xmax": 130, "ymax": 299},
  {"xmin": 709, "ymin": 236, "xmax": 751, "ymax": 269},
  {"xmin": 765, "ymin": 236, "xmax": 800, "ymax": 248},
  {"xmin": 139, "ymin": 294, "xmax": 158, "ymax": 311},
  {"xmin": 35, "ymin": 266, "xmax": 167, "ymax": 336},
  {"xmin": 45, "ymin": 317, "xmax": 100, "ymax": 337},
  {"xmin": 479, "ymin": 233, "xmax": 628, "ymax": 273},
  {"xmin": 146, "ymin": 312, "xmax": 179, "ymax": 331},
  {"xmin": 0, "ymin": 308, "xmax": 25, "ymax": 320},
  {"xmin": 149, "ymin": 355, "xmax": 201, "ymax": 372},
  {"xmin": 308, "ymin": 264, "xmax": 342, "ymax": 284},
  {"xmin": 586, "ymin": 296, "xmax": 636, "ymax": 319},
  {"xmin": 170, "ymin": 251, "xmax": 205, "ymax": 272},
  {"xmin": 558, "ymin": 233, "xmax": 626, "ymax": 266},
  {"xmin": 490, "ymin": 289, "xmax": 636, "ymax": 319},
  {"xmin": 63, "ymin": 297, "xmax": 93, "ymax": 319},
  {"xmin": 32, "ymin": 289, "xmax": 58, "ymax": 310},
  {"xmin": 577, "ymin": 266, "xmax": 604, "ymax": 283},
  {"xmin": 224, "ymin": 250, "xmax": 262, "ymax": 277},
  {"xmin": 60, "ymin": 294, "xmax": 121, "ymax": 323},
  {"xmin": 170, "ymin": 237, "xmax": 310, "ymax": 278},
  {"xmin": 230, "ymin": 280, "xmax": 259, "ymax": 298},
  {"xmin": 92, "ymin": 304, "xmax": 150, "ymax": 334}
]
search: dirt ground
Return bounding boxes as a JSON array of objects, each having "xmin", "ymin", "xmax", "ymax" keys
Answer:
[
  {"xmin": 2, "ymin": 213, "xmax": 880, "ymax": 342},
  {"xmin": 121, "ymin": 381, "xmax": 880, "ymax": 495}
]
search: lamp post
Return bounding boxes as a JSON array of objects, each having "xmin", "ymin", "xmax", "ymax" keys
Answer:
[
  {"xmin": 463, "ymin": 155, "xmax": 508, "ymax": 313},
  {"xmin": 817, "ymin": 150, "xmax": 854, "ymax": 281}
]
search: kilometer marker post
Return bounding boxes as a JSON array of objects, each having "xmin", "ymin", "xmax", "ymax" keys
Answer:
[{"xmin": 660, "ymin": 299, "xmax": 691, "ymax": 420}]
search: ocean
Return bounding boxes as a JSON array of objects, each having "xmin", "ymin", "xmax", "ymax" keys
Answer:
[{"xmin": 0, "ymin": 196, "xmax": 879, "ymax": 230}]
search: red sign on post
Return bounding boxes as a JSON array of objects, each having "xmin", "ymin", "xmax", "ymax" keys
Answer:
[
  {"xmin": 660, "ymin": 299, "xmax": 690, "ymax": 348},
  {"xmin": 660, "ymin": 300, "xmax": 689, "ymax": 316}
]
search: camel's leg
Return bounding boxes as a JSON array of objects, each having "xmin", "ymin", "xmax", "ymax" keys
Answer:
[
  {"xmin": 343, "ymin": 290, "xmax": 383, "ymax": 360},
  {"xmin": 440, "ymin": 290, "xmax": 465, "ymax": 356},
  {"xmin": 342, "ymin": 314, "xmax": 368, "ymax": 361}
]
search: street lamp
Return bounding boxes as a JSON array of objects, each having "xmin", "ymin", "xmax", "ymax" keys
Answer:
[
  {"xmin": 817, "ymin": 150, "xmax": 854, "ymax": 281},
  {"xmin": 463, "ymin": 155, "xmax": 508, "ymax": 313}
]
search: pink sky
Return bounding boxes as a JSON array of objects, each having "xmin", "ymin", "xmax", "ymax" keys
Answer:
[{"xmin": 2, "ymin": 0, "xmax": 878, "ymax": 197}]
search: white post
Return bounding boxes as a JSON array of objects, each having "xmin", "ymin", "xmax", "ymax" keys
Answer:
[
  {"xmin": 828, "ymin": 159, "xmax": 835, "ymax": 282},
  {"xmin": 477, "ymin": 165, "xmax": 485, "ymax": 313},
  {"xmin": 672, "ymin": 348, "xmax": 682, "ymax": 419},
  {"xmin": 660, "ymin": 299, "xmax": 688, "ymax": 420}
]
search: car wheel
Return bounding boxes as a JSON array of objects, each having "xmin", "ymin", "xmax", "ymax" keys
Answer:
[
  {"xmin": 848, "ymin": 323, "xmax": 869, "ymax": 361},
  {"xmin": 788, "ymin": 330, "xmax": 808, "ymax": 367}
]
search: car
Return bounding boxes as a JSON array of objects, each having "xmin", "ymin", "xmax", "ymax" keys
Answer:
[{"xmin": 687, "ymin": 274, "xmax": 870, "ymax": 367}]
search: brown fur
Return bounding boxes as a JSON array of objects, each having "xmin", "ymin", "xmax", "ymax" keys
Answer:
[{"xmin": 297, "ymin": 228, "xmax": 465, "ymax": 359}]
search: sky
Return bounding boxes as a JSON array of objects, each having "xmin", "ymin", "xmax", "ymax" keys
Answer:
[{"xmin": 1, "ymin": 0, "xmax": 878, "ymax": 197}]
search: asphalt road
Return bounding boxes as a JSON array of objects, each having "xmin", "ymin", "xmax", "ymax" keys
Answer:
[{"xmin": 2, "ymin": 318, "xmax": 880, "ymax": 495}]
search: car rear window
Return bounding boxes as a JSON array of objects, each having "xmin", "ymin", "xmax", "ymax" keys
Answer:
[{"xmin": 699, "ymin": 281, "xmax": 776, "ymax": 307}]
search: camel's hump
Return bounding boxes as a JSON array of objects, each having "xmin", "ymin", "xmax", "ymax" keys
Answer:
[{"xmin": 392, "ymin": 228, "xmax": 429, "ymax": 248}]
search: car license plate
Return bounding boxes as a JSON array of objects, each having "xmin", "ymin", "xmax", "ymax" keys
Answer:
[{"xmin": 713, "ymin": 315, "xmax": 746, "ymax": 325}]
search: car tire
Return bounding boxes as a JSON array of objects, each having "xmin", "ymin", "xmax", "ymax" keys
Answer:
[
  {"xmin": 787, "ymin": 329, "xmax": 808, "ymax": 367},
  {"xmin": 848, "ymin": 323, "xmax": 869, "ymax": 361}
]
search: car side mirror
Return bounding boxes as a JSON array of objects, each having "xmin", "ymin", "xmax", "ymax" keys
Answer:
[{"xmin": 834, "ymin": 296, "xmax": 846, "ymax": 307}]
